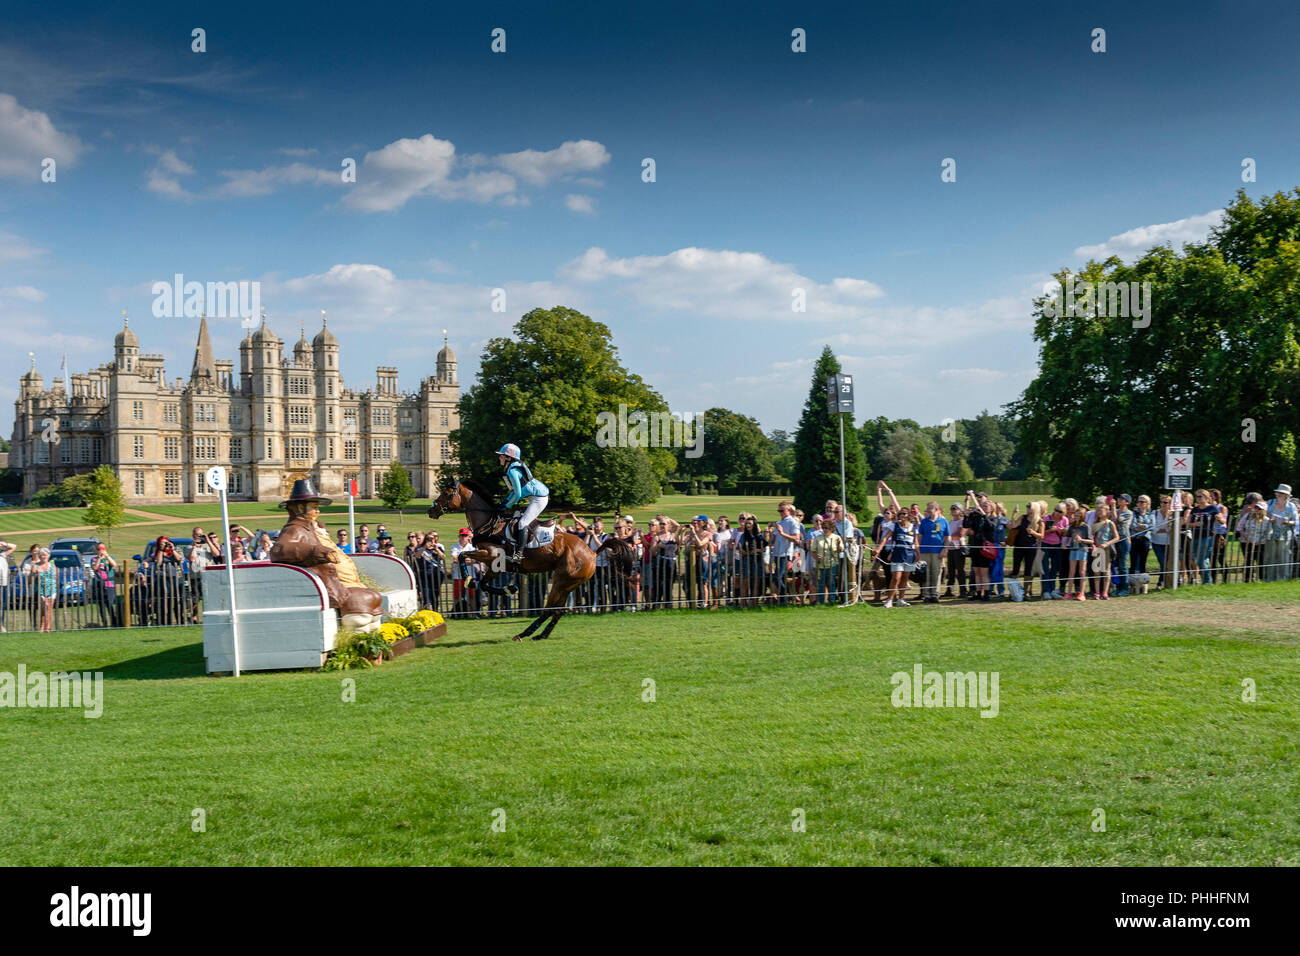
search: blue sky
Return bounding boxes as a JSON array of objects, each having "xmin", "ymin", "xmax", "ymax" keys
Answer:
[{"xmin": 2, "ymin": 0, "xmax": 1298, "ymax": 437}]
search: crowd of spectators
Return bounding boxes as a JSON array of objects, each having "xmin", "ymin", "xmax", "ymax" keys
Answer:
[{"xmin": 3, "ymin": 480, "xmax": 1295, "ymax": 628}]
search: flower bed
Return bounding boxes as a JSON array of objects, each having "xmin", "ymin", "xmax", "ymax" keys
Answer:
[{"xmin": 322, "ymin": 611, "xmax": 445, "ymax": 670}]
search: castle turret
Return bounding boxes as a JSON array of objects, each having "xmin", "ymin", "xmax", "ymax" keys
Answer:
[
  {"xmin": 436, "ymin": 331, "xmax": 456, "ymax": 385},
  {"xmin": 114, "ymin": 315, "xmax": 139, "ymax": 373}
]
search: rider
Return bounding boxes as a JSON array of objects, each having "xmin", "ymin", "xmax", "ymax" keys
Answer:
[{"xmin": 497, "ymin": 443, "xmax": 550, "ymax": 562}]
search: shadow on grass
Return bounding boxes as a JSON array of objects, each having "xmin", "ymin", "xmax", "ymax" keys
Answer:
[{"xmin": 99, "ymin": 642, "xmax": 207, "ymax": 681}]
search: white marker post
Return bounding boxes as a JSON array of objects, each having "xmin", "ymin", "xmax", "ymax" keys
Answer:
[
  {"xmin": 206, "ymin": 466, "xmax": 241, "ymax": 676},
  {"xmin": 347, "ymin": 478, "xmax": 358, "ymax": 549},
  {"xmin": 1164, "ymin": 447, "xmax": 1193, "ymax": 593}
]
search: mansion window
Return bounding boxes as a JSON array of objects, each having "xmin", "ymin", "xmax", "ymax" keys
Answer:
[
  {"xmin": 266, "ymin": 437, "xmax": 274, "ymax": 459},
  {"xmin": 133, "ymin": 435, "xmax": 144, "ymax": 459},
  {"xmin": 194, "ymin": 437, "xmax": 217, "ymax": 460},
  {"xmin": 195, "ymin": 404, "xmax": 216, "ymax": 423},
  {"xmin": 93, "ymin": 438, "xmax": 103, "ymax": 463},
  {"xmin": 164, "ymin": 437, "xmax": 180, "ymax": 460},
  {"xmin": 327, "ymin": 406, "xmax": 334, "ymax": 425},
  {"xmin": 195, "ymin": 472, "xmax": 211, "ymax": 496},
  {"xmin": 401, "ymin": 439, "xmax": 414, "ymax": 462},
  {"xmin": 134, "ymin": 471, "xmax": 145, "ymax": 496},
  {"xmin": 371, "ymin": 439, "xmax": 391, "ymax": 461},
  {"xmin": 78, "ymin": 438, "xmax": 90, "ymax": 463},
  {"xmin": 288, "ymin": 377, "xmax": 311, "ymax": 396},
  {"xmin": 289, "ymin": 405, "xmax": 311, "ymax": 425},
  {"xmin": 132, "ymin": 401, "xmax": 143, "ymax": 421},
  {"xmin": 371, "ymin": 407, "xmax": 391, "ymax": 426},
  {"xmin": 266, "ymin": 406, "xmax": 273, "ymax": 424},
  {"xmin": 440, "ymin": 409, "xmax": 449, "ymax": 427},
  {"xmin": 36, "ymin": 442, "xmax": 49, "ymax": 464},
  {"xmin": 229, "ymin": 407, "xmax": 242, "ymax": 426},
  {"xmin": 344, "ymin": 440, "xmax": 358, "ymax": 461},
  {"xmin": 164, "ymin": 472, "xmax": 180, "ymax": 496},
  {"xmin": 163, "ymin": 404, "xmax": 179, "ymax": 423},
  {"xmin": 440, "ymin": 439, "xmax": 450, "ymax": 460},
  {"xmin": 230, "ymin": 437, "xmax": 243, "ymax": 462},
  {"xmin": 288, "ymin": 438, "xmax": 312, "ymax": 460},
  {"xmin": 60, "ymin": 440, "xmax": 71, "ymax": 464},
  {"xmin": 229, "ymin": 471, "xmax": 244, "ymax": 495}
]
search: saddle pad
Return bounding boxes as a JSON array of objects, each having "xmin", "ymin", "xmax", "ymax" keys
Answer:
[{"xmin": 527, "ymin": 525, "xmax": 556, "ymax": 549}]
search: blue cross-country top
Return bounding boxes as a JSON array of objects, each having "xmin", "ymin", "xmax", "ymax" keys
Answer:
[{"xmin": 503, "ymin": 460, "xmax": 549, "ymax": 507}]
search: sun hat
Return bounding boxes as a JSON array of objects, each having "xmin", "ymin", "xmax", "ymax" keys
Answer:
[{"xmin": 1275, "ymin": 484, "xmax": 1292, "ymax": 496}]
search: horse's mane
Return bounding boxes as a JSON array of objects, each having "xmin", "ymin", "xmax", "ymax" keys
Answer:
[{"xmin": 456, "ymin": 478, "xmax": 500, "ymax": 505}]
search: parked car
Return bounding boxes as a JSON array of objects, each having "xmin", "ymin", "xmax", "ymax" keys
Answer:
[
  {"xmin": 50, "ymin": 537, "xmax": 102, "ymax": 568},
  {"xmin": 9, "ymin": 549, "xmax": 87, "ymax": 606}
]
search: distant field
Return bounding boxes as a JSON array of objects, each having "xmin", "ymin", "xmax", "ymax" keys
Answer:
[{"xmin": 0, "ymin": 580, "xmax": 1295, "ymax": 865}]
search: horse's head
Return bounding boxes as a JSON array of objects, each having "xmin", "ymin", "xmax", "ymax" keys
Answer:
[{"xmin": 428, "ymin": 479, "xmax": 463, "ymax": 519}]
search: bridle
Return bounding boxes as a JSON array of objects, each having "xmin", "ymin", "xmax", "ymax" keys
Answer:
[{"xmin": 431, "ymin": 479, "xmax": 507, "ymax": 539}]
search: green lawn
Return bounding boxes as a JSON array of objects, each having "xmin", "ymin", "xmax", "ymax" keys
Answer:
[{"xmin": 1, "ymin": 581, "xmax": 1296, "ymax": 865}]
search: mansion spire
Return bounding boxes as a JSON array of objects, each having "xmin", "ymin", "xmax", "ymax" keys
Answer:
[{"xmin": 191, "ymin": 314, "xmax": 216, "ymax": 382}]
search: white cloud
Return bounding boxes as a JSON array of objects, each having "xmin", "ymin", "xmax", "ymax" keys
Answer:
[
  {"xmin": 559, "ymin": 246, "xmax": 884, "ymax": 320},
  {"xmin": 1073, "ymin": 209, "xmax": 1224, "ymax": 261},
  {"xmin": 215, "ymin": 162, "xmax": 339, "ymax": 197},
  {"xmin": 0, "ymin": 285, "xmax": 46, "ymax": 302},
  {"xmin": 341, "ymin": 133, "xmax": 516, "ymax": 212},
  {"xmin": 564, "ymin": 194, "xmax": 596, "ymax": 215},
  {"xmin": 277, "ymin": 146, "xmax": 318, "ymax": 157},
  {"xmin": 145, "ymin": 149, "xmax": 197, "ymax": 200},
  {"xmin": 0, "ymin": 93, "xmax": 84, "ymax": 179},
  {"xmin": 491, "ymin": 140, "xmax": 610, "ymax": 186},
  {"xmin": 0, "ymin": 230, "xmax": 46, "ymax": 261}
]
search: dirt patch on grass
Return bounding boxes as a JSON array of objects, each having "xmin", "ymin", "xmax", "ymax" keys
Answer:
[{"xmin": 947, "ymin": 591, "xmax": 1300, "ymax": 638}]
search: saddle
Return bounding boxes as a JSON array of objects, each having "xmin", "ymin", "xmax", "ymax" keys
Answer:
[{"xmin": 504, "ymin": 515, "xmax": 556, "ymax": 549}]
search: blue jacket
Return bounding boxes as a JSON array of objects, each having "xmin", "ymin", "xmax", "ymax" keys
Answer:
[{"xmin": 503, "ymin": 461, "xmax": 549, "ymax": 507}]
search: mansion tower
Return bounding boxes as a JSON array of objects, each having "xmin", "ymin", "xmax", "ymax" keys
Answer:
[{"xmin": 11, "ymin": 315, "xmax": 460, "ymax": 503}]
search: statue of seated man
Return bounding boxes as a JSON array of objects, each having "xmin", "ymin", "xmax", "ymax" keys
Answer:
[{"xmin": 270, "ymin": 478, "xmax": 383, "ymax": 633}]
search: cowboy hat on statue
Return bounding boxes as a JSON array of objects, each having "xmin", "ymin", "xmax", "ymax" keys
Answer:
[{"xmin": 269, "ymin": 477, "xmax": 383, "ymax": 633}]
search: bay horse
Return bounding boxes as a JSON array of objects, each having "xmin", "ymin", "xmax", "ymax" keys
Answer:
[{"xmin": 427, "ymin": 479, "xmax": 635, "ymax": 641}]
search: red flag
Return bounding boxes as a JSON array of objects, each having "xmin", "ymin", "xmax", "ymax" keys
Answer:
[{"xmin": 348, "ymin": 479, "xmax": 358, "ymax": 497}]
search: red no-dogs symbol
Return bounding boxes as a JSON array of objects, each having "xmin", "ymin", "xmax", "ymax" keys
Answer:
[{"xmin": 1173, "ymin": 457, "xmax": 1188, "ymax": 469}]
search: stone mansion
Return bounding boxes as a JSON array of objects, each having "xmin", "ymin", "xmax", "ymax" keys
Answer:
[{"xmin": 10, "ymin": 315, "xmax": 460, "ymax": 503}]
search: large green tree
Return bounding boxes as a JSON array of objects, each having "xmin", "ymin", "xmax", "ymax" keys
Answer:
[
  {"xmin": 792, "ymin": 347, "xmax": 869, "ymax": 516},
  {"xmin": 1011, "ymin": 188, "xmax": 1300, "ymax": 500},
  {"xmin": 450, "ymin": 307, "xmax": 672, "ymax": 508},
  {"xmin": 967, "ymin": 410, "xmax": 1015, "ymax": 479},
  {"xmin": 674, "ymin": 407, "xmax": 774, "ymax": 483}
]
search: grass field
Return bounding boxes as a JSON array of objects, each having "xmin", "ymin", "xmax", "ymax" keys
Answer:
[
  {"xmin": 0, "ymin": 493, "xmax": 794, "ymax": 556},
  {"xmin": 1, "ymin": 581, "xmax": 1296, "ymax": 865}
]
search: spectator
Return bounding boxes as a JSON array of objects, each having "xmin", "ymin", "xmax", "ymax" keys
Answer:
[
  {"xmin": 736, "ymin": 515, "xmax": 765, "ymax": 608},
  {"xmin": 876, "ymin": 505, "xmax": 918, "ymax": 608},
  {"xmin": 945, "ymin": 504, "xmax": 968, "ymax": 598},
  {"xmin": 377, "ymin": 533, "xmax": 397, "ymax": 556},
  {"xmin": 450, "ymin": 528, "xmax": 478, "ymax": 615},
  {"xmin": 228, "ymin": 524, "xmax": 254, "ymax": 551},
  {"xmin": 1186, "ymin": 489, "xmax": 1217, "ymax": 585},
  {"xmin": 34, "ymin": 548, "xmax": 57, "ymax": 632},
  {"xmin": 1111, "ymin": 495, "xmax": 1134, "ymax": 596},
  {"xmin": 1129, "ymin": 495, "xmax": 1155, "ymax": 582},
  {"xmin": 336, "ymin": 529, "xmax": 353, "ymax": 554},
  {"xmin": 229, "ymin": 538, "xmax": 249, "ymax": 563},
  {"xmin": 89, "ymin": 543, "xmax": 120, "ymax": 627},
  {"xmin": 151, "ymin": 536, "xmax": 185, "ymax": 626},
  {"xmin": 771, "ymin": 501, "xmax": 802, "ymax": 606},
  {"xmin": 1064, "ymin": 508, "xmax": 1093, "ymax": 601},
  {"xmin": 0, "ymin": 538, "xmax": 14, "ymax": 632},
  {"xmin": 1035, "ymin": 502, "xmax": 1069, "ymax": 600},
  {"xmin": 844, "ymin": 511, "xmax": 866, "ymax": 605},
  {"xmin": 252, "ymin": 532, "xmax": 273, "ymax": 561},
  {"xmin": 1209, "ymin": 489, "xmax": 1230, "ymax": 583},
  {"xmin": 917, "ymin": 501, "xmax": 949, "ymax": 603},
  {"xmin": 412, "ymin": 532, "xmax": 445, "ymax": 612},
  {"xmin": 1008, "ymin": 502, "xmax": 1039, "ymax": 597},
  {"xmin": 653, "ymin": 518, "xmax": 679, "ymax": 609},
  {"xmin": 963, "ymin": 491, "xmax": 997, "ymax": 601},
  {"xmin": 1235, "ymin": 493, "xmax": 1267, "ymax": 583},
  {"xmin": 1151, "ymin": 495, "xmax": 1173, "ymax": 590},
  {"xmin": 19, "ymin": 544, "xmax": 40, "ymax": 630},
  {"xmin": 811, "ymin": 516, "xmax": 843, "ymax": 604},
  {"xmin": 188, "ymin": 527, "xmax": 223, "ymax": 622},
  {"xmin": 1090, "ymin": 504, "xmax": 1117, "ymax": 600},
  {"xmin": 1262, "ymin": 483, "xmax": 1297, "ymax": 582}
]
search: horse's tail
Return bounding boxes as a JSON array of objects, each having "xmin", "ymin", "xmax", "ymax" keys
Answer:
[{"xmin": 596, "ymin": 537, "xmax": 636, "ymax": 580}]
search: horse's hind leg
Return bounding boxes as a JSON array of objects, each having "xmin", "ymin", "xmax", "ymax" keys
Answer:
[{"xmin": 531, "ymin": 574, "xmax": 584, "ymax": 641}]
